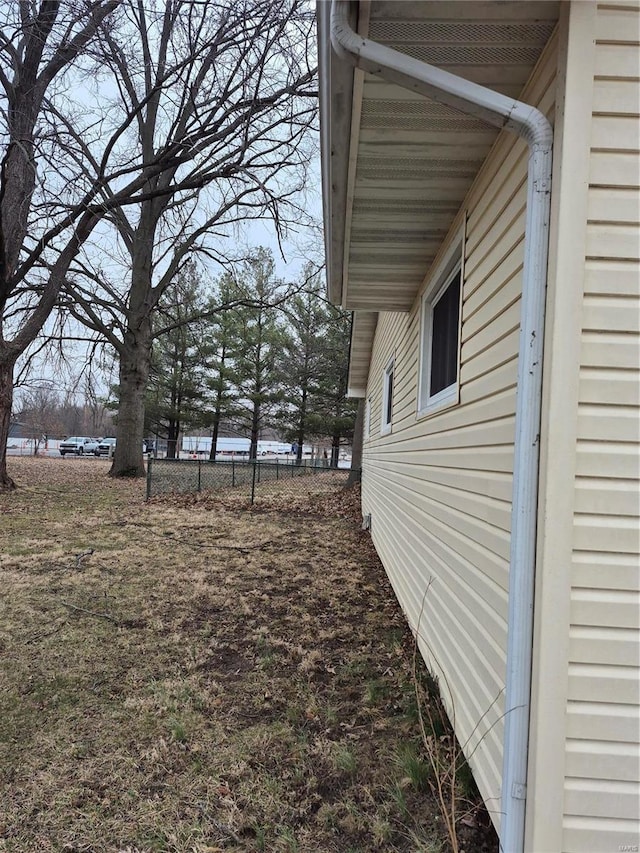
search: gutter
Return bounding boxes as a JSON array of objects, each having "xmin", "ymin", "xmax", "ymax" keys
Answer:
[
  {"xmin": 328, "ymin": 4, "xmax": 553, "ymax": 852},
  {"xmin": 317, "ymin": 1, "xmax": 356, "ymax": 306}
]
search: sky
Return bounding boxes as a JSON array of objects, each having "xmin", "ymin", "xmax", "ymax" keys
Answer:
[
  {"xmin": 9, "ymin": 0, "xmax": 324, "ymax": 407},
  {"xmin": 13, "ymin": 154, "xmax": 325, "ymax": 406}
]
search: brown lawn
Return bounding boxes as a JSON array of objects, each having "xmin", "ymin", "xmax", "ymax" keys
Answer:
[{"xmin": 0, "ymin": 457, "xmax": 497, "ymax": 853}]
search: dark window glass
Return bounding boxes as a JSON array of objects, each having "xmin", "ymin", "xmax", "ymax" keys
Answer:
[
  {"xmin": 430, "ymin": 270, "xmax": 461, "ymax": 397},
  {"xmin": 385, "ymin": 367, "xmax": 393, "ymax": 425}
]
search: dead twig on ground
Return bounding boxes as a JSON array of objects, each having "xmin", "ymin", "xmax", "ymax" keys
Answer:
[
  {"xmin": 74, "ymin": 548, "xmax": 94, "ymax": 569},
  {"xmin": 169, "ymin": 536, "xmax": 280, "ymax": 555},
  {"xmin": 212, "ymin": 820, "xmax": 241, "ymax": 843},
  {"xmin": 25, "ymin": 621, "xmax": 68, "ymax": 644},
  {"xmin": 60, "ymin": 601, "xmax": 118, "ymax": 624}
]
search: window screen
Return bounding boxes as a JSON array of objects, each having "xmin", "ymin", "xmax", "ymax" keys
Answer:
[
  {"xmin": 429, "ymin": 270, "xmax": 461, "ymax": 397},
  {"xmin": 382, "ymin": 358, "xmax": 394, "ymax": 433},
  {"xmin": 385, "ymin": 368, "xmax": 393, "ymax": 425}
]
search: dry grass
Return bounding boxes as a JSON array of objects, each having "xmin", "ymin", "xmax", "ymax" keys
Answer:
[{"xmin": 0, "ymin": 457, "xmax": 497, "ymax": 853}]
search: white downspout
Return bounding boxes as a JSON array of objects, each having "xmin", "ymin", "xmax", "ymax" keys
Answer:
[{"xmin": 329, "ymin": 4, "xmax": 553, "ymax": 852}]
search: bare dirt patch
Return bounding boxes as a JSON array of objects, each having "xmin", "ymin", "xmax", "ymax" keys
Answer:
[{"xmin": 0, "ymin": 458, "xmax": 497, "ymax": 853}]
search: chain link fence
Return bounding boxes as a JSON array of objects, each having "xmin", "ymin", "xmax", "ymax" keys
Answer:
[{"xmin": 146, "ymin": 457, "xmax": 360, "ymax": 503}]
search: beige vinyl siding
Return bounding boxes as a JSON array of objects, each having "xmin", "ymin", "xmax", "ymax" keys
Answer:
[
  {"xmin": 561, "ymin": 5, "xmax": 640, "ymax": 852},
  {"xmin": 360, "ymin": 37, "xmax": 558, "ymax": 825}
]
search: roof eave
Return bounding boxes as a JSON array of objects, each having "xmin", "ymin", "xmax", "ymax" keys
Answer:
[
  {"xmin": 318, "ymin": 0, "xmax": 355, "ymax": 308},
  {"xmin": 346, "ymin": 310, "xmax": 378, "ymax": 398}
]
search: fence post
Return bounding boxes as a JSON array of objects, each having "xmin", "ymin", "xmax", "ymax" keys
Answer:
[
  {"xmin": 251, "ymin": 460, "xmax": 257, "ymax": 504},
  {"xmin": 232, "ymin": 457, "xmax": 235, "ymax": 487},
  {"xmin": 197, "ymin": 460, "xmax": 202, "ymax": 492},
  {"xmin": 146, "ymin": 455, "xmax": 152, "ymax": 500},
  {"xmin": 276, "ymin": 458, "xmax": 279, "ymax": 480}
]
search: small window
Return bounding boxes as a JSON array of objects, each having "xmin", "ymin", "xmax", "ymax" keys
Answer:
[
  {"xmin": 381, "ymin": 357, "xmax": 394, "ymax": 434},
  {"xmin": 364, "ymin": 396, "xmax": 371, "ymax": 438},
  {"xmin": 419, "ymin": 257, "xmax": 463, "ymax": 415}
]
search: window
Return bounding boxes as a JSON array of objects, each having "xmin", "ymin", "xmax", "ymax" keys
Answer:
[
  {"xmin": 418, "ymin": 250, "xmax": 463, "ymax": 415},
  {"xmin": 364, "ymin": 396, "xmax": 371, "ymax": 438},
  {"xmin": 381, "ymin": 357, "xmax": 394, "ymax": 434}
]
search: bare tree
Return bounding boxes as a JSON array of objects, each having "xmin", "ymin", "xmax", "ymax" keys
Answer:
[
  {"xmin": 0, "ymin": 0, "xmax": 315, "ymax": 491},
  {"xmin": 60, "ymin": 0, "xmax": 317, "ymax": 478},
  {"xmin": 83, "ymin": 376, "xmax": 111, "ymax": 436},
  {"xmin": 13, "ymin": 385, "xmax": 64, "ymax": 452},
  {"xmin": 0, "ymin": 0, "xmax": 121, "ymax": 490}
]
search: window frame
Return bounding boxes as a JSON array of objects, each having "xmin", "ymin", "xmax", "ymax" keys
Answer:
[
  {"xmin": 417, "ymin": 232, "xmax": 464, "ymax": 418},
  {"xmin": 381, "ymin": 356, "xmax": 394, "ymax": 435},
  {"xmin": 364, "ymin": 395, "xmax": 371, "ymax": 439}
]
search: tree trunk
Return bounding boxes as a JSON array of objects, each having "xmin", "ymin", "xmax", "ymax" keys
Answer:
[
  {"xmin": 331, "ymin": 433, "xmax": 340, "ymax": 468},
  {"xmin": 167, "ymin": 370, "xmax": 178, "ymax": 459},
  {"xmin": 166, "ymin": 420, "xmax": 178, "ymax": 459},
  {"xmin": 250, "ymin": 403, "xmax": 260, "ymax": 460},
  {"xmin": 110, "ymin": 322, "xmax": 152, "ymax": 478},
  {"xmin": 174, "ymin": 384, "xmax": 182, "ymax": 459},
  {"xmin": 110, "ymin": 229, "xmax": 155, "ymax": 478},
  {"xmin": 209, "ymin": 403, "xmax": 221, "ymax": 461},
  {"xmin": 0, "ymin": 353, "xmax": 17, "ymax": 491},
  {"xmin": 347, "ymin": 398, "xmax": 365, "ymax": 487},
  {"xmin": 296, "ymin": 384, "xmax": 307, "ymax": 465}
]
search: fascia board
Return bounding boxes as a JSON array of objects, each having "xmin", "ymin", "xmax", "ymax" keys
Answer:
[{"xmin": 317, "ymin": 0, "xmax": 356, "ymax": 306}]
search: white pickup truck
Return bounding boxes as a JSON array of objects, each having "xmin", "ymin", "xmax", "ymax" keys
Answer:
[{"xmin": 59, "ymin": 437, "xmax": 101, "ymax": 456}]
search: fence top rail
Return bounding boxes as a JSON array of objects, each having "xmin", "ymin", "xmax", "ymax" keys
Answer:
[
  {"xmin": 146, "ymin": 455, "xmax": 361, "ymax": 502},
  {"xmin": 152, "ymin": 458, "xmax": 357, "ymax": 469}
]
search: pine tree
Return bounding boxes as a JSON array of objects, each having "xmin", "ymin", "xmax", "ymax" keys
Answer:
[
  {"xmin": 277, "ymin": 267, "xmax": 331, "ymax": 463},
  {"xmin": 230, "ymin": 249, "xmax": 287, "ymax": 460},
  {"xmin": 202, "ymin": 273, "xmax": 245, "ymax": 460},
  {"xmin": 306, "ymin": 306, "xmax": 358, "ymax": 466},
  {"xmin": 145, "ymin": 265, "xmax": 209, "ymax": 457}
]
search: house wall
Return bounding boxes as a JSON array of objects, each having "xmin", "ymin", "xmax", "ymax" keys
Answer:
[
  {"xmin": 526, "ymin": 4, "xmax": 595, "ymax": 851},
  {"xmin": 360, "ymin": 35, "xmax": 559, "ymax": 827},
  {"xmin": 561, "ymin": 4, "xmax": 640, "ymax": 851},
  {"xmin": 526, "ymin": 4, "xmax": 640, "ymax": 852}
]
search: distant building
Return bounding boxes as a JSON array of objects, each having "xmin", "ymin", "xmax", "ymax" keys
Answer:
[
  {"xmin": 181, "ymin": 436, "xmax": 309, "ymax": 456},
  {"xmin": 8, "ymin": 422, "xmax": 30, "ymax": 440}
]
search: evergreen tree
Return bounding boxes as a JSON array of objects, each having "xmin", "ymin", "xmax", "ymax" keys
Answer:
[
  {"xmin": 277, "ymin": 266, "xmax": 331, "ymax": 463},
  {"xmin": 306, "ymin": 307, "xmax": 358, "ymax": 466},
  {"xmin": 145, "ymin": 265, "xmax": 209, "ymax": 457},
  {"xmin": 202, "ymin": 272, "xmax": 245, "ymax": 460},
  {"xmin": 230, "ymin": 249, "xmax": 287, "ymax": 459}
]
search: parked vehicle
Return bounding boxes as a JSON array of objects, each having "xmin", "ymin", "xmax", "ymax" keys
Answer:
[
  {"xmin": 94, "ymin": 438, "xmax": 153, "ymax": 457},
  {"xmin": 95, "ymin": 437, "xmax": 117, "ymax": 457},
  {"xmin": 59, "ymin": 437, "xmax": 101, "ymax": 456}
]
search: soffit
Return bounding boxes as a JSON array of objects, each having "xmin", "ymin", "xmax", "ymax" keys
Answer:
[
  {"xmin": 347, "ymin": 310, "xmax": 378, "ymax": 397},
  {"xmin": 341, "ymin": 0, "xmax": 559, "ymax": 313}
]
